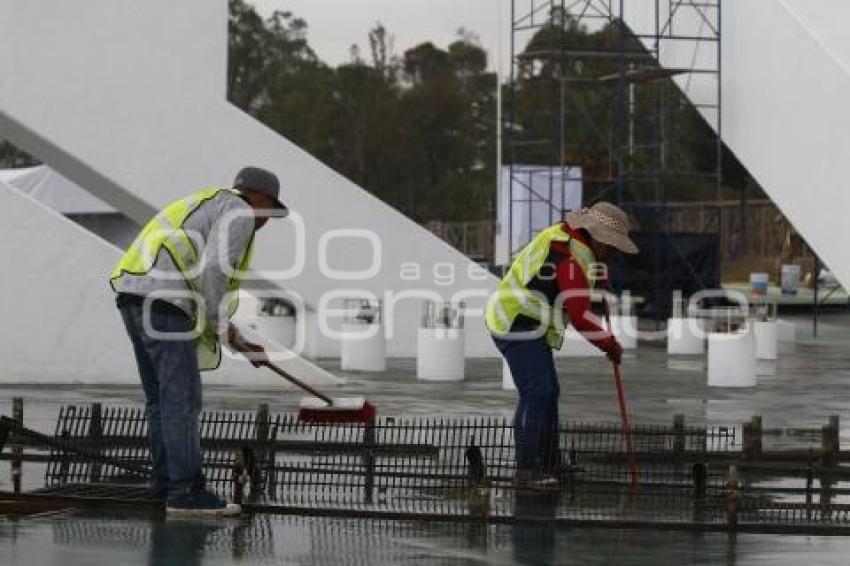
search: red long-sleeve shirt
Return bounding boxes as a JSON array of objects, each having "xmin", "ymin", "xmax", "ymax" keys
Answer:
[{"xmin": 551, "ymin": 224, "xmax": 618, "ymax": 354}]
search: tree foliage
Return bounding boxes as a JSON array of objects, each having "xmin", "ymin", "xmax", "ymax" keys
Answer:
[{"xmin": 227, "ymin": 0, "xmax": 497, "ymax": 223}]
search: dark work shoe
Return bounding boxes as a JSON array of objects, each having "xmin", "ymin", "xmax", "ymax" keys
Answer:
[{"xmin": 166, "ymin": 488, "xmax": 241, "ymax": 517}]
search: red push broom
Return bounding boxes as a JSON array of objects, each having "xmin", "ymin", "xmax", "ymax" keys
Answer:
[
  {"xmin": 237, "ymin": 338, "xmax": 375, "ymax": 424},
  {"xmin": 602, "ymin": 297, "xmax": 639, "ymax": 491},
  {"xmin": 260, "ymin": 360, "xmax": 376, "ymax": 424}
]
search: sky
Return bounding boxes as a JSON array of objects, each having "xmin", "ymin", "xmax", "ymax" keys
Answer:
[{"xmin": 252, "ymin": 0, "xmax": 511, "ymax": 72}]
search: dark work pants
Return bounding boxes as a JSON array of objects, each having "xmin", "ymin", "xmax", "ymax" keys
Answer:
[
  {"xmin": 492, "ymin": 333, "xmax": 561, "ymax": 472},
  {"xmin": 117, "ymin": 296, "xmax": 205, "ymax": 497}
]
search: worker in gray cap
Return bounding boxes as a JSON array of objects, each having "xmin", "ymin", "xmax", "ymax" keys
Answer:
[{"xmin": 110, "ymin": 166, "xmax": 287, "ymax": 516}]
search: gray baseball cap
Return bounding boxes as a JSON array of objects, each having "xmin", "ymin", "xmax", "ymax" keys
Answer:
[{"xmin": 233, "ymin": 166, "xmax": 288, "ymax": 217}]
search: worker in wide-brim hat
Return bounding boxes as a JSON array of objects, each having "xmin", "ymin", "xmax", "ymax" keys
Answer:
[
  {"xmin": 485, "ymin": 201, "xmax": 639, "ymax": 487},
  {"xmin": 109, "ymin": 166, "xmax": 288, "ymax": 516}
]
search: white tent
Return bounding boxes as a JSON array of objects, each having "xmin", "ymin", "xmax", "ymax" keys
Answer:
[
  {"xmin": 495, "ymin": 165, "xmax": 583, "ymax": 265},
  {"xmin": 0, "ymin": 165, "xmax": 116, "ymax": 214}
]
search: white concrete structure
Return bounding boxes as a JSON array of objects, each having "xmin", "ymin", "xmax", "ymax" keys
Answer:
[
  {"xmin": 4, "ymin": 1, "xmax": 850, "ymax": 379},
  {"xmin": 610, "ymin": 315, "xmax": 638, "ymax": 350},
  {"xmin": 754, "ymin": 321, "xmax": 779, "ymax": 361},
  {"xmin": 253, "ymin": 314, "xmax": 297, "ymax": 351},
  {"xmin": 707, "ymin": 325, "xmax": 757, "ymax": 388},
  {"xmin": 0, "ymin": 178, "xmax": 341, "ymax": 387},
  {"xmin": 557, "ymin": 328, "xmax": 605, "ymax": 358},
  {"xmin": 417, "ymin": 329, "xmax": 466, "ymax": 381},
  {"xmin": 0, "ymin": 0, "xmax": 498, "ymax": 366},
  {"xmin": 340, "ymin": 323, "xmax": 387, "ymax": 372},
  {"xmin": 624, "ymin": 0, "xmax": 850, "ymax": 292},
  {"xmin": 667, "ymin": 318, "xmax": 706, "ymax": 355},
  {"xmin": 0, "ymin": 166, "xmax": 115, "ymax": 214}
]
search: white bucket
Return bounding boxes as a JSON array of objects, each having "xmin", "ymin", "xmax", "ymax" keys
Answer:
[
  {"xmin": 555, "ymin": 326, "xmax": 604, "ymax": 357},
  {"xmin": 667, "ymin": 317, "xmax": 705, "ymax": 355},
  {"xmin": 753, "ymin": 320, "xmax": 778, "ymax": 360},
  {"xmin": 417, "ymin": 328, "xmax": 465, "ymax": 381},
  {"xmin": 610, "ymin": 315, "xmax": 638, "ymax": 350},
  {"xmin": 781, "ymin": 264, "xmax": 801, "ymax": 295},
  {"xmin": 340, "ymin": 323, "xmax": 386, "ymax": 372},
  {"xmin": 707, "ymin": 324, "xmax": 757, "ymax": 388}
]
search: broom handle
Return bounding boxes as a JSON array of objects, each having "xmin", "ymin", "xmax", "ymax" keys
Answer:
[
  {"xmin": 602, "ymin": 297, "xmax": 639, "ymax": 490},
  {"xmin": 233, "ymin": 336, "xmax": 334, "ymax": 405},
  {"xmin": 259, "ymin": 360, "xmax": 334, "ymax": 406}
]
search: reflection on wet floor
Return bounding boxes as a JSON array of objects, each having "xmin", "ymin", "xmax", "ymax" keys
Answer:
[{"xmin": 3, "ymin": 510, "xmax": 850, "ymax": 566}]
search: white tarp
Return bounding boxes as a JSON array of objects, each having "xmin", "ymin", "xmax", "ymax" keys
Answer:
[
  {"xmin": 0, "ymin": 165, "xmax": 115, "ymax": 214},
  {"xmin": 495, "ymin": 165, "xmax": 582, "ymax": 265}
]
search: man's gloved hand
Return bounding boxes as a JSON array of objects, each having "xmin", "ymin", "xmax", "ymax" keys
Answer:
[
  {"xmin": 605, "ymin": 339, "xmax": 623, "ymax": 366},
  {"xmin": 225, "ymin": 323, "xmax": 268, "ymax": 368}
]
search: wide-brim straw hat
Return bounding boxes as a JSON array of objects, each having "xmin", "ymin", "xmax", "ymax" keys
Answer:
[{"xmin": 565, "ymin": 202, "xmax": 639, "ymax": 254}]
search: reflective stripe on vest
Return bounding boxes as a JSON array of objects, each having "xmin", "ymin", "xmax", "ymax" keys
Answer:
[
  {"xmin": 485, "ymin": 223, "xmax": 596, "ymax": 349},
  {"xmin": 110, "ymin": 188, "xmax": 255, "ymax": 370}
]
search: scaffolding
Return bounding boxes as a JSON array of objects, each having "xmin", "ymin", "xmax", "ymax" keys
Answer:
[{"xmin": 505, "ymin": 0, "xmax": 722, "ymax": 319}]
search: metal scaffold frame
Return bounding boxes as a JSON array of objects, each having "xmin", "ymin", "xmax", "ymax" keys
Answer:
[{"xmin": 506, "ymin": 0, "xmax": 722, "ymax": 320}]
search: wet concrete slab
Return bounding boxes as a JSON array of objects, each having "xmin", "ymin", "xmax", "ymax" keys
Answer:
[
  {"xmin": 2, "ymin": 510, "xmax": 850, "ymax": 566},
  {"xmin": 1, "ymin": 312, "xmax": 849, "ymax": 563}
]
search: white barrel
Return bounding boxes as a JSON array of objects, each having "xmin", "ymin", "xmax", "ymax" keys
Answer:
[
  {"xmin": 667, "ymin": 317, "xmax": 705, "ymax": 355},
  {"xmin": 707, "ymin": 325, "xmax": 757, "ymax": 387},
  {"xmin": 610, "ymin": 315, "xmax": 638, "ymax": 350},
  {"xmin": 754, "ymin": 320, "xmax": 778, "ymax": 360},
  {"xmin": 777, "ymin": 319, "xmax": 796, "ymax": 342},
  {"xmin": 417, "ymin": 328, "xmax": 465, "ymax": 381},
  {"xmin": 555, "ymin": 326, "xmax": 604, "ymax": 357},
  {"xmin": 255, "ymin": 315, "xmax": 296, "ymax": 349},
  {"xmin": 340, "ymin": 323, "xmax": 386, "ymax": 372},
  {"xmin": 502, "ymin": 359, "xmax": 516, "ymax": 391}
]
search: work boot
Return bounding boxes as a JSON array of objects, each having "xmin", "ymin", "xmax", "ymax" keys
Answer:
[{"xmin": 166, "ymin": 488, "xmax": 241, "ymax": 517}]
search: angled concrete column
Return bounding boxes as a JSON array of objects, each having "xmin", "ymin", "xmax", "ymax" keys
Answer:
[
  {"xmin": 0, "ymin": 0, "xmax": 498, "ymax": 358},
  {"xmin": 0, "ymin": 179, "xmax": 341, "ymax": 386},
  {"xmin": 625, "ymin": 0, "xmax": 850, "ymax": 291}
]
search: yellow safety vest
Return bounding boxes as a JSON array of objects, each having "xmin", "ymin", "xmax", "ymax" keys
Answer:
[
  {"xmin": 110, "ymin": 188, "xmax": 255, "ymax": 370},
  {"xmin": 486, "ymin": 223, "xmax": 596, "ymax": 349}
]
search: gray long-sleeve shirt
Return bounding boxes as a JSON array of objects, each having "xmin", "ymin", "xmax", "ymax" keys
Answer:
[{"xmin": 116, "ymin": 191, "xmax": 256, "ymax": 334}]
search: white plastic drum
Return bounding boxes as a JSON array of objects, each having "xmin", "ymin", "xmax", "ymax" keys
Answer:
[
  {"xmin": 753, "ymin": 320, "xmax": 778, "ymax": 361},
  {"xmin": 340, "ymin": 323, "xmax": 387, "ymax": 372},
  {"xmin": 667, "ymin": 317, "xmax": 705, "ymax": 355},
  {"xmin": 707, "ymin": 325, "xmax": 757, "ymax": 387},
  {"xmin": 556, "ymin": 327, "xmax": 604, "ymax": 357},
  {"xmin": 610, "ymin": 315, "xmax": 638, "ymax": 350},
  {"xmin": 417, "ymin": 328, "xmax": 465, "ymax": 381}
]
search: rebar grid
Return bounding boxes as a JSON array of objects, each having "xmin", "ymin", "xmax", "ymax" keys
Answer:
[{"xmin": 4, "ymin": 404, "xmax": 848, "ymax": 533}]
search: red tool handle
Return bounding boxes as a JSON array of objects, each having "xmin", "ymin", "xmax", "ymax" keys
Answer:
[{"xmin": 602, "ymin": 297, "xmax": 639, "ymax": 491}]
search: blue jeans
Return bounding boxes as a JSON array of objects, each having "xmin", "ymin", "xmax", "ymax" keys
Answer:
[
  {"xmin": 118, "ymin": 296, "xmax": 204, "ymax": 496},
  {"xmin": 493, "ymin": 333, "xmax": 561, "ymax": 472}
]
